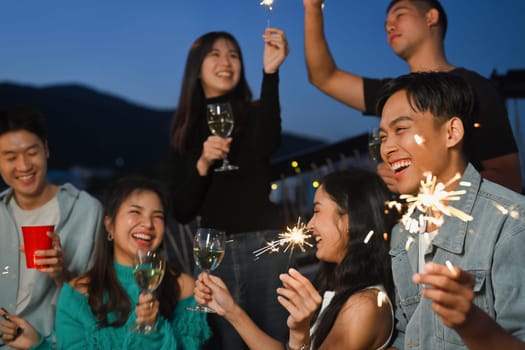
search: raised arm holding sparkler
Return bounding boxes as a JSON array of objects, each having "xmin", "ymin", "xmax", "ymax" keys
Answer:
[
  {"xmin": 302, "ymin": 0, "xmax": 521, "ymax": 193},
  {"xmin": 196, "ymin": 169, "xmax": 399, "ymax": 350},
  {"xmin": 161, "ymin": 27, "xmax": 290, "ymax": 349},
  {"xmin": 263, "ymin": 27, "xmax": 289, "ymax": 74}
]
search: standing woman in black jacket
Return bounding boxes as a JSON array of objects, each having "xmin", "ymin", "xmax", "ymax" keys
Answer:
[{"xmin": 161, "ymin": 28, "xmax": 290, "ymax": 349}]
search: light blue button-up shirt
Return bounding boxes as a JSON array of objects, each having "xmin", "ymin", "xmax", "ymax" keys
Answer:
[{"xmin": 390, "ymin": 164, "xmax": 525, "ymax": 349}]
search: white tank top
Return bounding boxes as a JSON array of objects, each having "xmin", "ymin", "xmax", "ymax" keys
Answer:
[{"xmin": 310, "ymin": 285, "xmax": 394, "ymax": 350}]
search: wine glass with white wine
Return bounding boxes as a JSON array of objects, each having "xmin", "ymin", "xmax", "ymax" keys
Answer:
[
  {"xmin": 368, "ymin": 126, "xmax": 382, "ymax": 162},
  {"xmin": 187, "ymin": 228, "xmax": 226, "ymax": 313},
  {"xmin": 131, "ymin": 248, "xmax": 166, "ymax": 333},
  {"xmin": 207, "ymin": 102, "xmax": 239, "ymax": 172}
]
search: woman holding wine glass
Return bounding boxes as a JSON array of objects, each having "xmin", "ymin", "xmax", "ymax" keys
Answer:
[
  {"xmin": 53, "ymin": 176, "xmax": 210, "ymax": 349},
  {"xmin": 160, "ymin": 28, "xmax": 290, "ymax": 349},
  {"xmin": 188, "ymin": 228, "xmax": 226, "ymax": 313},
  {"xmin": 195, "ymin": 169, "xmax": 399, "ymax": 350}
]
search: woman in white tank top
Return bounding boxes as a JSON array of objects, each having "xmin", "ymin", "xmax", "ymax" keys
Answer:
[{"xmin": 195, "ymin": 169, "xmax": 399, "ymax": 349}]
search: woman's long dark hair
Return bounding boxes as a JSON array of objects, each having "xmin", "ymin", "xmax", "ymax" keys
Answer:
[
  {"xmin": 81, "ymin": 176, "xmax": 181, "ymax": 327},
  {"xmin": 170, "ymin": 31, "xmax": 252, "ymax": 153},
  {"xmin": 311, "ymin": 169, "xmax": 399, "ymax": 349}
]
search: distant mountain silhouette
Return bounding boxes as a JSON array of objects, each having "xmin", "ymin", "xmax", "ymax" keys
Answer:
[{"xmin": 0, "ymin": 82, "xmax": 326, "ymax": 172}]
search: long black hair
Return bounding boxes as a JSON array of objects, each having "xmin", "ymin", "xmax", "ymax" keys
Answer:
[
  {"xmin": 170, "ymin": 31, "xmax": 252, "ymax": 154},
  {"xmin": 311, "ymin": 169, "xmax": 399, "ymax": 349},
  {"xmin": 81, "ymin": 176, "xmax": 181, "ymax": 327}
]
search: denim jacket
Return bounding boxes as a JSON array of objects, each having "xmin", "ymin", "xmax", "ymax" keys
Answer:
[
  {"xmin": 0, "ymin": 183, "xmax": 102, "ymax": 347},
  {"xmin": 390, "ymin": 164, "xmax": 525, "ymax": 349}
]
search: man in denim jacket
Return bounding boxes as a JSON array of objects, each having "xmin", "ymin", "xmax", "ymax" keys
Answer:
[
  {"xmin": 377, "ymin": 72, "xmax": 525, "ymax": 349},
  {"xmin": 0, "ymin": 107, "xmax": 102, "ymax": 348}
]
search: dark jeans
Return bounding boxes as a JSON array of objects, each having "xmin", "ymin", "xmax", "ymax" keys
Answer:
[{"xmin": 202, "ymin": 230, "xmax": 292, "ymax": 350}]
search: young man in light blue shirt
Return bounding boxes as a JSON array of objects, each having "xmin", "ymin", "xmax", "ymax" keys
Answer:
[{"xmin": 0, "ymin": 107, "xmax": 102, "ymax": 348}]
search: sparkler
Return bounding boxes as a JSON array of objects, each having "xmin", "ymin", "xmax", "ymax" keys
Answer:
[
  {"xmin": 388, "ymin": 172, "xmax": 473, "ymax": 235},
  {"xmin": 253, "ymin": 217, "xmax": 313, "ymax": 261},
  {"xmin": 386, "ymin": 171, "xmax": 473, "ymax": 256},
  {"xmin": 445, "ymin": 260, "xmax": 457, "ymax": 277},
  {"xmin": 260, "ymin": 0, "xmax": 275, "ymax": 27},
  {"xmin": 363, "ymin": 230, "xmax": 374, "ymax": 244}
]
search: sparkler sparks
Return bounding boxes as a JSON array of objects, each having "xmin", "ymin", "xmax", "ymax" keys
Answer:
[
  {"xmin": 494, "ymin": 203, "xmax": 509, "ymax": 215},
  {"xmin": 387, "ymin": 172, "xmax": 473, "ymax": 255},
  {"xmin": 260, "ymin": 0, "xmax": 274, "ymax": 9},
  {"xmin": 414, "ymin": 134, "xmax": 425, "ymax": 145},
  {"xmin": 260, "ymin": 0, "xmax": 275, "ymax": 27},
  {"xmin": 405, "ymin": 236, "xmax": 415, "ymax": 251},
  {"xmin": 377, "ymin": 291, "xmax": 387, "ymax": 308},
  {"xmin": 493, "ymin": 203, "xmax": 522, "ymax": 222},
  {"xmin": 388, "ymin": 172, "xmax": 473, "ymax": 235},
  {"xmin": 253, "ymin": 217, "xmax": 313, "ymax": 259},
  {"xmin": 363, "ymin": 230, "xmax": 374, "ymax": 244}
]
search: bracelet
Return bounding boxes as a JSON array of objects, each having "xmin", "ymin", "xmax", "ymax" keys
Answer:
[{"xmin": 285, "ymin": 342, "xmax": 311, "ymax": 350}]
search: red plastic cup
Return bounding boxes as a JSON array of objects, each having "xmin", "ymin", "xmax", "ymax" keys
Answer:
[{"xmin": 21, "ymin": 225, "xmax": 54, "ymax": 268}]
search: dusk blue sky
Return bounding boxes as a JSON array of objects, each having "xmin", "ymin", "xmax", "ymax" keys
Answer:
[{"xmin": 1, "ymin": 1, "xmax": 524, "ymax": 153}]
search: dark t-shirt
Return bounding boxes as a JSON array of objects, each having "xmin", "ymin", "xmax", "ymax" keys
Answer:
[
  {"xmin": 160, "ymin": 72, "xmax": 284, "ymax": 234},
  {"xmin": 363, "ymin": 67, "xmax": 518, "ymax": 171}
]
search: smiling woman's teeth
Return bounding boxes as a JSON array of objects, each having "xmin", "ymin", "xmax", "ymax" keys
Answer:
[{"xmin": 132, "ymin": 233, "xmax": 152, "ymax": 241}]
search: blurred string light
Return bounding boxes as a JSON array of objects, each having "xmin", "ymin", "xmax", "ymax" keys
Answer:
[{"xmin": 290, "ymin": 160, "xmax": 301, "ymax": 174}]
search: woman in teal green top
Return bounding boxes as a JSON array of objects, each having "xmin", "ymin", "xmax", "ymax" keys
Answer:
[
  {"xmin": 1, "ymin": 176, "xmax": 210, "ymax": 350},
  {"xmin": 53, "ymin": 176, "xmax": 210, "ymax": 349}
]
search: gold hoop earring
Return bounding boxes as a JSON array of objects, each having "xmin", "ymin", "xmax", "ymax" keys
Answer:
[{"xmin": 107, "ymin": 233, "xmax": 114, "ymax": 242}]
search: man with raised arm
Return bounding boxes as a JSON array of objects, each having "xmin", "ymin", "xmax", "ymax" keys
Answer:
[{"xmin": 303, "ymin": 0, "xmax": 522, "ymax": 193}]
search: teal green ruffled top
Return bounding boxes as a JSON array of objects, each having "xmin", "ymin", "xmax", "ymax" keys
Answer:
[{"xmin": 54, "ymin": 262, "xmax": 210, "ymax": 349}]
